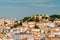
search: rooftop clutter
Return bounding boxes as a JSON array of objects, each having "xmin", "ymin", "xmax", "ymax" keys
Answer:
[{"xmin": 0, "ymin": 14, "xmax": 60, "ymax": 40}]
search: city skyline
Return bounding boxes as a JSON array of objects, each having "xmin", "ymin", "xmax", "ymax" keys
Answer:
[{"xmin": 0, "ymin": 0, "xmax": 60, "ymax": 20}]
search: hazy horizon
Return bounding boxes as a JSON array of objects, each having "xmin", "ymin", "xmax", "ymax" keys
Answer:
[{"xmin": 0, "ymin": 0, "xmax": 60, "ymax": 20}]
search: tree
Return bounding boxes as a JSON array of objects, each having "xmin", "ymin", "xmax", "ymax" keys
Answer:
[
  {"xmin": 23, "ymin": 17, "xmax": 30, "ymax": 22},
  {"xmin": 34, "ymin": 25, "xmax": 39, "ymax": 29},
  {"xmin": 50, "ymin": 14, "xmax": 60, "ymax": 20},
  {"xmin": 19, "ymin": 22, "xmax": 22, "ymax": 26},
  {"xmin": 49, "ymin": 17, "xmax": 54, "ymax": 22},
  {"xmin": 45, "ymin": 17, "xmax": 48, "ymax": 20},
  {"xmin": 35, "ymin": 17, "xmax": 39, "ymax": 22},
  {"xmin": 28, "ymin": 18, "xmax": 34, "ymax": 22},
  {"xmin": 10, "ymin": 24, "xmax": 17, "ymax": 29},
  {"xmin": 4, "ymin": 22, "xmax": 7, "ymax": 25},
  {"xmin": 42, "ymin": 16, "xmax": 44, "ymax": 19}
]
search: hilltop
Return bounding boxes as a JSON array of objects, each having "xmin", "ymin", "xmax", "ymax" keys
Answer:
[{"xmin": 20, "ymin": 14, "xmax": 60, "ymax": 22}]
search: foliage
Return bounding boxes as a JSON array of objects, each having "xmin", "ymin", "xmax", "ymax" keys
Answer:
[
  {"xmin": 21, "ymin": 14, "xmax": 60, "ymax": 22},
  {"xmin": 28, "ymin": 18, "xmax": 34, "ymax": 22},
  {"xmin": 11, "ymin": 24, "xmax": 17, "ymax": 29},
  {"xmin": 18, "ymin": 22, "xmax": 22, "ymax": 26},
  {"xmin": 23, "ymin": 17, "xmax": 30, "ymax": 22},
  {"xmin": 35, "ymin": 17, "xmax": 39, "ymax": 22},
  {"xmin": 34, "ymin": 25, "xmax": 39, "ymax": 29},
  {"xmin": 49, "ymin": 17, "xmax": 55, "ymax": 22},
  {"xmin": 50, "ymin": 14, "xmax": 60, "ymax": 19},
  {"xmin": 4, "ymin": 22, "xmax": 7, "ymax": 24},
  {"xmin": 49, "ymin": 14, "xmax": 60, "ymax": 21}
]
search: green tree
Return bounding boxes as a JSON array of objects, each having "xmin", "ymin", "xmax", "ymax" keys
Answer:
[
  {"xmin": 19, "ymin": 22, "xmax": 22, "ymax": 26},
  {"xmin": 42, "ymin": 16, "xmax": 44, "ymax": 19},
  {"xmin": 35, "ymin": 17, "xmax": 39, "ymax": 22},
  {"xmin": 34, "ymin": 25, "xmax": 39, "ymax": 29},
  {"xmin": 45, "ymin": 17, "xmax": 48, "ymax": 20},
  {"xmin": 49, "ymin": 17, "xmax": 55, "ymax": 22},
  {"xmin": 50, "ymin": 14, "xmax": 60, "ymax": 20},
  {"xmin": 23, "ymin": 17, "xmax": 30, "ymax": 22},
  {"xmin": 28, "ymin": 18, "xmax": 34, "ymax": 22},
  {"xmin": 11, "ymin": 24, "xmax": 17, "ymax": 29},
  {"xmin": 4, "ymin": 22, "xmax": 7, "ymax": 25}
]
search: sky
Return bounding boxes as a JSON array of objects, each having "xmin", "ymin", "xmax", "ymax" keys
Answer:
[{"xmin": 0, "ymin": 0, "xmax": 60, "ymax": 20}]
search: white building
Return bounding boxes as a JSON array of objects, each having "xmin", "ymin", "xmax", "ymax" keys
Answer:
[{"xmin": 28, "ymin": 22, "xmax": 35, "ymax": 28}]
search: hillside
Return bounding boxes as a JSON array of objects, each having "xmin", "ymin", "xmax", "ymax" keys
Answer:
[{"xmin": 20, "ymin": 14, "xmax": 60, "ymax": 22}]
